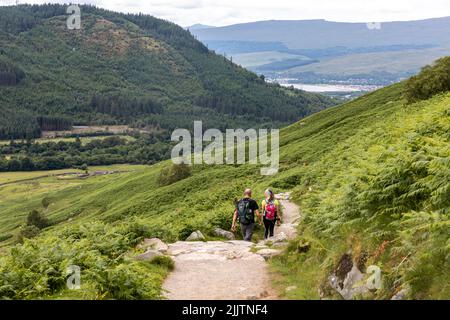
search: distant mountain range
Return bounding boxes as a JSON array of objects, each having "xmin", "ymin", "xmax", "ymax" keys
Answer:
[
  {"xmin": 187, "ymin": 24, "xmax": 215, "ymax": 31},
  {"xmin": 190, "ymin": 17, "xmax": 450, "ymax": 85}
]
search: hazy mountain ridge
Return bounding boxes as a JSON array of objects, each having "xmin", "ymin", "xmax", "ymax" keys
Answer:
[
  {"xmin": 193, "ymin": 17, "xmax": 450, "ymax": 49},
  {"xmin": 191, "ymin": 17, "xmax": 450, "ymax": 84}
]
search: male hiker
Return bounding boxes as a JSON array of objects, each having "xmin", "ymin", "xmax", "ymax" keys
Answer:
[{"xmin": 231, "ymin": 189, "xmax": 261, "ymax": 241}]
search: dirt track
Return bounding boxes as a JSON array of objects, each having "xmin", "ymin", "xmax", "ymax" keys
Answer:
[{"xmin": 162, "ymin": 193, "xmax": 300, "ymax": 300}]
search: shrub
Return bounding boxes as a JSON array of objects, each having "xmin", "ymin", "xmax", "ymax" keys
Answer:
[
  {"xmin": 91, "ymin": 262, "xmax": 163, "ymax": 300},
  {"xmin": 405, "ymin": 57, "xmax": 450, "ymax": 103},
  {"xmin": 77, "ymin": 163, "xmax": 88, "ymax": 173},
  {"xmin": 26, "ymin": 210, "xmax": 49, "ymax": 229},
  {"xmin": 42, "ymin": 197, "xmax": 51, "ymax": 209},
  {"xmin": 149, "ymin": 255, "xmax": 175, "ymax": 271},
  {"xmin": 157, "ymin": 163, "xmax": 192, "ymax": 186},
  {"xmin": 18, "ymin": 225, "xmax": 41, "ymax": 242},
  {"xmin": 178, "ymin": 223, "xmax": 200, "ymax": 240},
  {"xmin": 0, "ymin": 234, "xmax": 13, "ymax": 242},
  {"xmin": 0, "ymin": 221, "xmax": 171, "ymax": 299}
]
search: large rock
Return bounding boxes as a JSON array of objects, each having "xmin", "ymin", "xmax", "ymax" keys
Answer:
[
  {"xmin": 135, "ymin": 249, "xmax": 163, "ymax": 261},
  {"xmin": 213, "ymin": 228, "xmax": 235, "ymax": 240},
  {"xmin": 138, "ymin": 238, "xmax": 168, "ymax": 253},
  {"xmin": 260, "ymin": 232, "xmax": 288, "ymax": 246},
  {"xmin": 271, "ymin": 232, "xmax": 288, "ymax": 244},
  {"xmin": 329, "ymin": 265, "xmax": 369, "ymax": 300},
  {"xmin": 256, "ymin": 248, "xmax": 282, "ymax": 260},
  {"xmin": 186, "ymin": 230, "xmax": 206, "ymax": 241}
]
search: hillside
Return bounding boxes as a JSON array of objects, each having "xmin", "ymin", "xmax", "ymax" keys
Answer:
[
  {"xmin": 0, "ymin": 58, "xmax": 448, "ymax": 300},
  {"xmin": 191, "ymin": 18, "xmax": 450, "ymax": 84},
  {"xmin": 0, "ymin": 4, "xmax": 333, "ymax": 140}
]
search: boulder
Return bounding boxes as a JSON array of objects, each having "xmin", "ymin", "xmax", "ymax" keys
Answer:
[
  {"xmin": 135, "ymin": 249, "xmax": 163, "ymax": 261},
  {"xmin": 213, "ymin": 227, "xmax": 235, "ymax": 240},
  {"xmin": 138, "ymin": 238, "xmax": 168, "ymax": 253},
  {"xmin": 257, "ymin": 248, "xmax": 282, "ymax": 260},
  {"xmin": 186, "ymin": 230, "xmax": 206, "ymax": 241},
  {"xmin": 271, "ymin": 232, "xmax": 288, "ymax": 243},
  {"xmin": 329, "ymin": 265, "xmax": 369, "ymax": 300}
]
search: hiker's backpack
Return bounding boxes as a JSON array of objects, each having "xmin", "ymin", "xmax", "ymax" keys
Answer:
[
  {"xmin": 237, "ymin": 199, "xmax": 254, "ymax": 225},
  {"xmin": 264, "ymin": 200, "xmax": 277, "ymax": 221}
]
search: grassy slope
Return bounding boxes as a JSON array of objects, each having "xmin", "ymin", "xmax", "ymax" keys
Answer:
[
  {"xmin": 0, "ymin": 82, "xmax": 449, "ymax": 299},
  {"xmin": 273, "ymin": 86, "xmax": 450, "ymax": 300}
]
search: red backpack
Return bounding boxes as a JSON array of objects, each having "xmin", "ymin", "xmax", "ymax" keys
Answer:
[{"xmin": 264, "ymin": 200, "xmax": 277, "ymax": 220}]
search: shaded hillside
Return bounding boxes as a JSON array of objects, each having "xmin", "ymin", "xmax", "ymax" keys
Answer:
[{"xmin": 0, "ymin": 4, "xmax": 333, "ymax": 140}]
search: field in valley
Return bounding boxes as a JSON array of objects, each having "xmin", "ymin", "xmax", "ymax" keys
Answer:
[
  {"xmin": 0, "ymin": 164, "xmax": 149, "ymax": 247},
  {"xmin": 0, "ymin": 135, "xmax": 136, "ymax": 146}
]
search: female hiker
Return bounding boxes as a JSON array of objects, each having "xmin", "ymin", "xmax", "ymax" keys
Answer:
[{"xmin": 261, "ymin": 189, "xmax": 281, "ymax": 239}]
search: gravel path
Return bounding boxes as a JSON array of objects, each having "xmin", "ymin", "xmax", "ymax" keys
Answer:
[{"xmin": 162, "ymin": 193, "xmax": 300, "ymax": 300}]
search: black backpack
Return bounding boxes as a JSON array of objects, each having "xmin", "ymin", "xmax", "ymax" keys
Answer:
[{"xmin": 237, "ymin": 199, "xmax": 254, "ymax": 225}]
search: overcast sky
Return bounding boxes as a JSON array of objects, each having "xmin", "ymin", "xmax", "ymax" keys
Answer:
[{"xmin": 4, "ymin": 0, "xmax": 450, "ymax": 27}]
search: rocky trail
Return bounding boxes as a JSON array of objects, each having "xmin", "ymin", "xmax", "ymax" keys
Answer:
[{"xmin": 158, "ymin": 193, "xmax": 300, "ymax": 300}]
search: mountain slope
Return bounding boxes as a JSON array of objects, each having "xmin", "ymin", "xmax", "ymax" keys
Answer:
[
  {"xmin": 0, "ymin": 4, "xmax": 333, "ymax": 140},
  {"xmin": 1, "ymin": 58, "xmax": 448, "ymax": 300}
]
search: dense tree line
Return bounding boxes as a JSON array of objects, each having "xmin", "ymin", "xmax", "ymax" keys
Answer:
[
  {"xmin": 0, "ymin": 109, "xmax": 41, "ymax": 140},
  {"xmin": 195, "ymin": 90, "xmax": 312, "ymax": 123},
  {"xmin": 0, "ymin": 113, "xmax": 71, "ymax": 140},
  {"xmin": 0, "ymin": 134, "xmax": 171, "ymax": 172},
  {"xmin": 0, "ymin": 4, "xmax": 67, "ymax": 34},
  {"xmin": 91, "ymin": 95, "xmax": 163, "ymax": 118},
  {"xmin": 37, "ymin": 116, "xmax": 72, "ymax": 131},
  {"xmin": 0, "ymin": 4, "xmax": 335, "ymax": 141},
  {"xmin": 0, "ymin": 59, "xmax": 25, "ymax": 86}
]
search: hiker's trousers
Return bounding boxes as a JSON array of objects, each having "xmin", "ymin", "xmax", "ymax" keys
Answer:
[
  {"xmin": 240, "ymin": 223, "xmax": 255, "ymax": 241},
  {"xmin": 263, "ymin": 218, "xmax": 276, "ymax": 239}
]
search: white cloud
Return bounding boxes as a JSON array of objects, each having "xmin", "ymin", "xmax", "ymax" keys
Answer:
[{"xmin": 6, "ymin": 0, "xmax": 450, "ymax": 27}]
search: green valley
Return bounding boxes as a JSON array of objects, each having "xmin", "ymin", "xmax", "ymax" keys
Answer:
[
  {"xmin": 0, "ymin": 57, "xmax": 448, "ymax": 300},
  {"xmin": 0, "ymin": 4, "xmax": 333, "ymax": 141}
]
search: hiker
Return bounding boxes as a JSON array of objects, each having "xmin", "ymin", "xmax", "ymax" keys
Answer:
[
  {"xmin": 261, "ymin": 189, "xmax": 281, "ymax": 239},
  {"xmin": 231, "ymin": 189, "xmax": 261, "ymax": 241}
]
